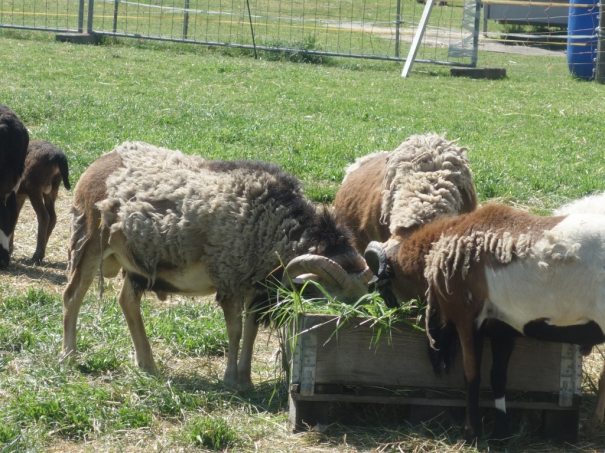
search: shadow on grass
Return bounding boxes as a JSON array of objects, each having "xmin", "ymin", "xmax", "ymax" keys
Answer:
[
  {"xmin": 169, "ymin": 374, "xmax": 291, "ymax": 415},
  {"xmin": 2, "ymin": 258, "xmax": 68, "ymax": 285}
]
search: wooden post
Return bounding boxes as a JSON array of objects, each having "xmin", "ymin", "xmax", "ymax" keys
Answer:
[{"xmin": 595, "ymin": 1, "xmax": 605, "ymax": 83}]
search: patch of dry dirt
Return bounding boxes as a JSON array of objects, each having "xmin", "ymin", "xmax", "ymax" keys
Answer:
[{"xmin": 1, "ymin": 188, "xmax": 72, "ymax": 294}]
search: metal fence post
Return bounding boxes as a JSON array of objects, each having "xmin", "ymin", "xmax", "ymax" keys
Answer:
[
  {"xmin": 471, "ymin": 0, "xmax": 481, "ymax": 67},
  {"xmin": 78, "ymin": 0, "xmax": 85, "ymax": 32},
  {"xmin": 183, "ymin": 0, "xmax": 190, "ymax": 39},
  {"xmin": 596, "ymin": 1, "xmax": 605, "ymax": 83},
  {"xmin": 87, "ymin": 0, "xmax": 95, "ymax": 34},
  {"xmin": 113, "ymin": 0, "xmax": 120, "ymax": 33},
  {"xmin": 395, "ymin": 0, "xmax": 401, "ymax": 58}
]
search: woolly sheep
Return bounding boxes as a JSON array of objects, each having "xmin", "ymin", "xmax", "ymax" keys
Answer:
[
  {"xmin": 554, "ymin": 192, "xmax": 605, "ymax": 432},
  {"xmin": 63, "ymin": 142, "xmax": 372, "ymax": 386},
  {"xmin": 0, "ymin": 105, "xmax": 29, "ymax": 269},
  {"xmin": 333, "ymin": 133, "xmax": 477, "ymax": 255},
  {"xmin": 365, "ymin": 204, "xmax": 605, "ymax": 441}
]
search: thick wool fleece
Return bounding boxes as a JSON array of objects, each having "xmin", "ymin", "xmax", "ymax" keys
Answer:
[
  {"xmin": 95, "ymin": 142, "xmax": 315, "ymax": 300},
  {"xmin": 554, "ymin": 192, "xmax": 605, "ymax": 216},
  {"xmin": 380, "ymin": 134, "xmax": 474, "ymax": 233}
]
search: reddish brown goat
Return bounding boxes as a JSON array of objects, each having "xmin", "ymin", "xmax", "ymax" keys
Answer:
[{"xmin": 10, "ymin": 140, "xmax": 70, "ymax": 263}]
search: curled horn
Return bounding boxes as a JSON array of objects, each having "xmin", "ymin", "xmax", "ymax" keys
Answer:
[
  {"xmin": 283, "ymin": 254, "xmax": 371, "ymax": 300},
  {"xmin": 364, "ymin": 241, "xmax": 389, "ymax": 279},
  {"xmin": 364, "ymin": 241, "xmax": 400, "ymax": 308}
]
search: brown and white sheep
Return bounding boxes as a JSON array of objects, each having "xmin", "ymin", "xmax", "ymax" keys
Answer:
[
  {"xmin": 0, "ymin": 105, "xmax": 29, "ymax": 269},
  {"xmin": 63, "ymin": 142, "xmax": 372, "ymax": 386},
  {"xmin": 11, "ymin": 140, "xmax": 70, "ymax": 263},
  {"xmin": 333, "ymin": 133, "xmax": 477, "ymax": 254},
  {"xmin": 365, "ymin": 204, "xmax": 605, "ymax": 441}
]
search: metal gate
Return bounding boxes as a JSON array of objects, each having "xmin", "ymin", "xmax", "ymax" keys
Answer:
[{"xmin": 0, "ymin": 0, "xmax": 478, "ymax": 66}]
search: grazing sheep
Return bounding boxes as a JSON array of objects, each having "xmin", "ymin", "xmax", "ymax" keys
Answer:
[
  {"xmin": 0, "ymin": 105, "xmax": 29, "ymax": 269},
  {"xmin": 333, "ymin": 133, "xmax": 477, "ymax": 254},
  {"xmin": 63, "ymin": 142, "xmax": 372, "ymax": 386},
  {"xmin": 10, "ymin": 140, "xmax": 70, "ymax": 263},
  {"xmin": 365, "ymin": 204, "xmax": 605, "ymax": 441}
]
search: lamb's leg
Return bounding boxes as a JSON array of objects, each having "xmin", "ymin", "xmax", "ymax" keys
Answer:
[
  {"xmin": 238, "ymin": 310, "xmax": 259, "ymax": 387},
  {"xmin": 118, "ymin": 275, "xmax": 157, "ymax": 373},
  {"xmin": 43, "ymin": 191, "xmax": 57, "ymax": 246},
  {"xmin": 586, "ymin": 360, "xmax": 605, "ymax": 432},
  {"xmin": 488, "ymin": 322, "xmax": 517, "ymax": 440},
  {"xmin": 29, "ymin": 191, "xmax": 49, "ymax": 263},
  {"xmin": 62, "ymin": 240, "xmax": 102, "ymax": 361},
  {"xmin": 221, "ymin": 299, "xmax": 242, "ymax": 385},
  {"xmin": 458, "ymin": 319, "xmax": 484, "ymax": 444}
]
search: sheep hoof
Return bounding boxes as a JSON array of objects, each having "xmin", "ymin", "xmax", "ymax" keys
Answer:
[
  {"xmin": 59, "ymin": 349, "xmax": 78, "ymax": 366},
  {"xmin": 136, "ymin": 359, "xmax": 159, "ymax": 375},
  {"xmin": 489, "ymin": 411, "xmax": 512, "ymax": 441},
  {"xmin": 583, "ymin": 418, "xmax": 600, "ymax": 433},
  {"xmin": 237, "ymin": 377, "xmax": 254, "ymax": 389},
  {"xmin": 463, "ymin": 427, "xmax": 479, "ymax": 445},
  {"xmin": 31, "ymin": 253, "xmax": 44, "ymax": 264}
]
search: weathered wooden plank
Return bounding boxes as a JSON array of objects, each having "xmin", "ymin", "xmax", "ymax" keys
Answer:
[
  {"xmin": 291, "ymin": 393, "xmax": 578, "ymax": 411},
  {"xmin": 306, "ymin": 315, "xmax": 567, "ymax": 393}
]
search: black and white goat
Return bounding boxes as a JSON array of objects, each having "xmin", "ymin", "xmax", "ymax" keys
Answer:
[
  {"xmin": 0, "ymin": 105, "xmax": 29, "ymax": 269},
  {"xmin": 63, "ymin": 142, "xmax": 372, "ymax": 387},
  {"xmin": 365, "ymin": 204, "xmax": 605, "ymax": 441},
  {"xmin": 11, "ymin": 140, "xmax": 70, "ymax": 263}
]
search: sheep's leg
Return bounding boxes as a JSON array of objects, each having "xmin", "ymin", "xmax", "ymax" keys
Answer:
[
  {"xmin": 118, "ymin": 275, "xmax": 157, "ymax": 373},
  {"xmin": 8, "ymin": 194, "xmax": 27, "ymax": 255},
  {"xmin": 43, "ymin": 191, "xmax": 58, "ymax": 247},
  {"xmin": 221, "ymin": 300, "xmax": 243, "ymax": 385},
  {"xmin": 237, "ymin": 311, "xmax": 259, "ymax": 387},
  {"xmin": 586, "ymin": 360, "xmax": 605, "ymax": 432},
  {"xmin": 29, "ymin": 191, "xmax": 49, "ymax": 263},
  {"xmin": 458, "ymin": 319, "xmax": 484, "ymax": 444},
  {"xmin": 62, "ymin": 240, "xmax": 102, "ymax": 361},
  {"xmin": 488, "ymin": 322, "xmax": 516, "ymax": 440}
]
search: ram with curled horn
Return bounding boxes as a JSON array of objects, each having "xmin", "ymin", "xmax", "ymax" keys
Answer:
[{"xmin": 62, "ymin": 142, "xmax": 372, "ymax": 387}]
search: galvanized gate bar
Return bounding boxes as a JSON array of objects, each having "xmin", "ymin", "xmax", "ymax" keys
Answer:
[{"xmin": 402, "ymin": 0, "xmax": 436, "ymax": 78}]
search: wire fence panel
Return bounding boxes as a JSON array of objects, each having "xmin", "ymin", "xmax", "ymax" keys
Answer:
[
  {"xmin": 479, "ymin": 0, "xmax": 599, "ymax": 79},
  {"xmin": 0, "ymin": 0, "xmax": 479, "ymax": 65},
  {"xmin": 1, "ymin": 0, "xmax": 600, "ymax": 77},
  {"xmin": 0, "ymin": 0, "xmax": 83, "ymax": 32}
]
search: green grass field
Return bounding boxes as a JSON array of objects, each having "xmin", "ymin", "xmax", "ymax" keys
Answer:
[{"xmin": 1, "ymin": 28, "xmax": 605, "ymax": 452}]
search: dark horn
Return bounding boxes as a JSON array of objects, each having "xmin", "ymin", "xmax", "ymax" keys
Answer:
[{"xmin": 364, "ymin": 241, "xmax": 389, "ymax": 279}]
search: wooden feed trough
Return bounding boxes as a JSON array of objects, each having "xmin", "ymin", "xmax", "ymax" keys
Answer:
[{"xmin": 288, "ymin": 314, "xmax": 583, "ymax": 442}]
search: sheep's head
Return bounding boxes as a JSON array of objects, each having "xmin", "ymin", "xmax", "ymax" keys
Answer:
[
  {"xmin": 364, "ymin": 239, "xmax": 425, "ymax": 308},
  {"xmin": 283, "ymin": 251, "xmax": 373, "ymax": 304}
]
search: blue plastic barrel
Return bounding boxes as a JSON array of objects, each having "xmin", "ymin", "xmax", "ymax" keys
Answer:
[{"xmin": 567, "ymin": 0, "xmax": 599, "ymax": 80}]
